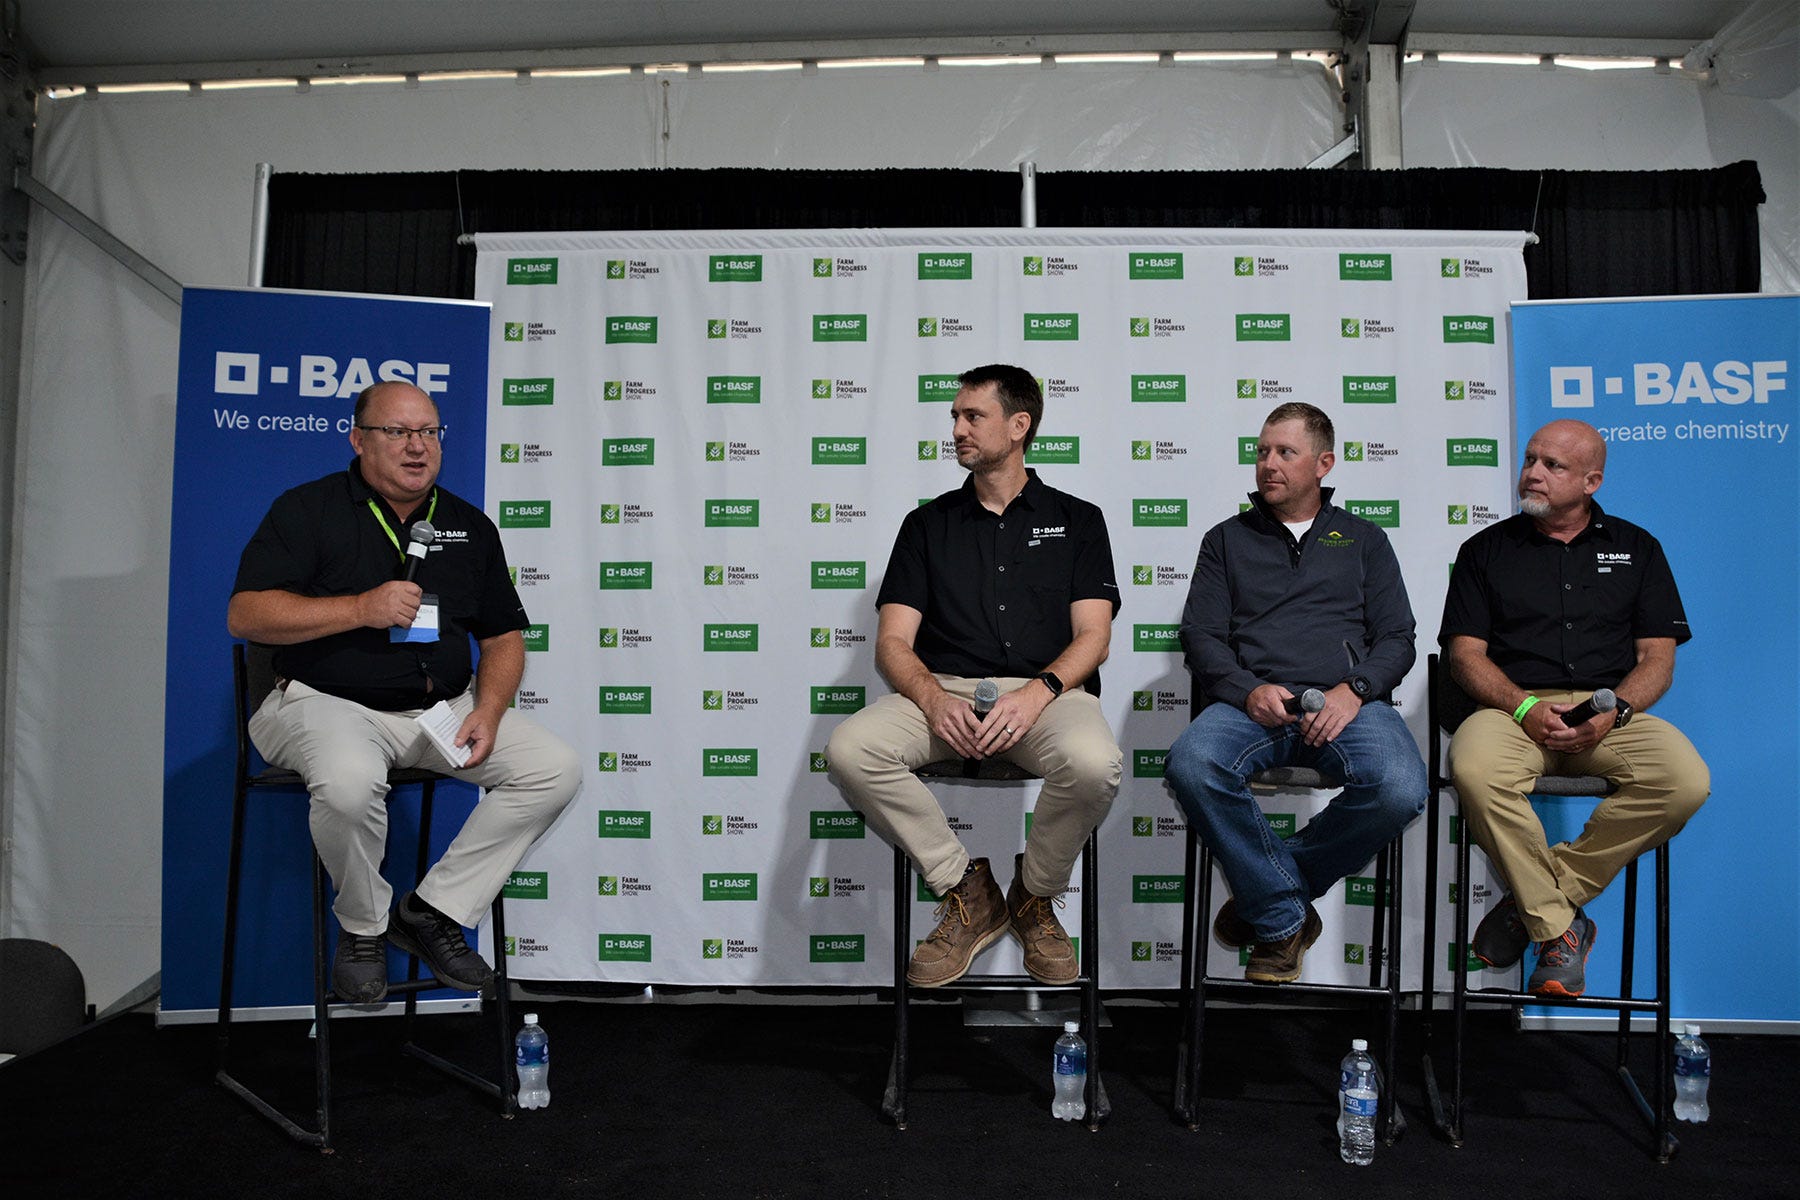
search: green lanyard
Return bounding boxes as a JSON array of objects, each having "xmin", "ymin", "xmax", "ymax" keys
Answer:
[{"xmin": 367, "ymin": 491, "xmax": 439, "ymax": 566}]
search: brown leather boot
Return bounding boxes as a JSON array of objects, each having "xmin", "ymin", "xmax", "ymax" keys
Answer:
[
  {"xmin": 1244, "ymin": 905, "xmax": 1323, "ymax": 984},
  {"xmin": 1006, "ymin": 853, "xmax": 1078, "ymax": 985},
  {"xmin": 907, "ymin": 858, "xmax": 1008, "ymax": 987}
]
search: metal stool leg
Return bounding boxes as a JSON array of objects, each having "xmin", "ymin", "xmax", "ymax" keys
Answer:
[
  {"xmin": 1173, "ymin": 825, "xmax": 1200, "ymax": 1124},
  {"xmin": 882, "ymin": 846, "xmax": 911, "ymax": 1127}
]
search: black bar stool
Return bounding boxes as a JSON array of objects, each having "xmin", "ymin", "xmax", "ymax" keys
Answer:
[
  {"xmin": 882, "ymin": 757, "xmax": 1108, "ymax": 1130},
  {"xmin": 1419, "ymin": 653, "xmax": 1676, "ymax": 1161},
  {"xmin": 214, "ymin": 642, "xmax": 516, "ymax": 1150},
  {"xmin": 1173, "ymin": 765, "xmax": 1406, "ymax": 1142}
]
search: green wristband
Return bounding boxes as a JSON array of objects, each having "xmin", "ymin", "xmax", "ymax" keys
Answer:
[{"xmin": 1512, "ymin": 695, "xmax": 1541, "ymax": 723}]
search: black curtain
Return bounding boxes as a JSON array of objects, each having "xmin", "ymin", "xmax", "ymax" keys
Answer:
[{"xmin": 264, "ymin": 162, "xmax": 1764, "ymax": 300}]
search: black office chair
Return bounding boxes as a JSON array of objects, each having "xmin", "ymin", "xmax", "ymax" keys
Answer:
[
  {"xmin": 1173, "ymin": 765, "xmax": 1407, "ymax": 1143},
  {"xmin": 882, "ymin": 758, "xmax": 1108, "ymax": 1130},
  {"xmin": 214, "ymin": 642, "xmax": 516, "ymax": 1150},
  {"xmin": 1419, "ymin": 653, "xmax": 1676, "ymax": 1161}
]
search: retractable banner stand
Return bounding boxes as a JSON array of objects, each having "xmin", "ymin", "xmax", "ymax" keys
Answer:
[
  {"xmin": 161, "ymin": 287, "xmax": 490, "ymax": 1017},
  {"xmin": 473, "ymin": 229, "xmax": 1529, "ymax": 990},
  {"xmin": 1513, "ymin": 294, "xmax": 1800, "ymax": 1023}
]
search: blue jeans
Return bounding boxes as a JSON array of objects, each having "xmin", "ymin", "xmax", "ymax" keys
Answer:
[{"xmin": 1164, "ymin": 700, "xmax": 1426, "ymax": 941}]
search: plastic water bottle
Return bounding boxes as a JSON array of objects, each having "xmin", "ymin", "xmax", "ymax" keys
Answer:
[
  {"xmin": 515, "ymin": 1012, "xmax": 550, "ymax": 1110},
  {"xmin": 1674, "ymin": 1024, "xmax": 1710, "ymax": 1123},
  {"xmin": 1051, "ymin": 1020, "xmax": 1087, "ymax": 1121},
  {"xmin": 1337, "ymin": 1038, "xmax": 1378, "ymax": 1165}
]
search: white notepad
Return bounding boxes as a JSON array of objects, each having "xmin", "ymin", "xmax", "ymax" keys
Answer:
[{"xmin": 414, "ymin": 700, "xmax": 472, "ymax": 768}]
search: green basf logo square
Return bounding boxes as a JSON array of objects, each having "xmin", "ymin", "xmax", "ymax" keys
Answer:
[
  {"xmin": 1344, "ymin": 500, "xmax": 1400, "ymax": 528},
  {"xmin": 1129, "ymin": 252, "xmax": 1183, "ymax": 280},
  {"xmin": 599, "ymin": 562, "xmax": 652, "ymax": 590},
  {"xmin": 813, "ymin": 314, "xmax": 867, "ymax": 342},
  {"xmin": 1345, "ymin": 876, "xmax": 1387, "ymax": 907},
  {"xmin": 811, "ymin": 561, "xmax": 867, "ymax": 589},
  {"xmin": 1132, "ymin": 749, "xmax": 1167, "ymax": 778},
  {"xmin": 1236, "ymin": 313, "xmax": 1291, "ymax": 341},
  {"xmin": 1133, "ymin": 498, "xmax": 1188, "ymax": 527},
  {"xmin": 917, "ymin": 374, "xmax": 960, "ymax": 403},
  {"xmin": 810, "ymin": 686, "xmax": 866, "ymax": 714},
  {"xmin": 1132, "ymin": 875, "xmax": 1185, "ymax": 904},
  {"xmin": 1026, "ymin": 436, "xmax": 1079, "ymax": 465},
  {"xmin": 598, "ymin": 687, "xmax": 652, "ymax": 715},
  {"xmin": 602, "ymin": 439, "xmax": 655, "ymax": 466},
  {"xmin": 812, "ymin": 438, "xmax": 867, "ymax": 465},
  {"xmin": 598, "ymin": 934, "xmax": 652, "ymax": 962},
  {"xmin": 705, "ymin": 499, "xmax": 760, "ymax": 527},
  {"xmin": 1446, "ymin": 438, "xmax": 1500, "ymax": 467},
  {"xmin": 1238, "ymin": 436, "xmax": 1259, "ymax": 465},
  {"xmin": 502, "ymin": 871, "xmax": 549, "ymax": 900},
  {"xmin": 1131, "ymin": 374, "xmax": 1187, "ymax": 402},
  {"xmin": 1338, "ymin": 253, "xmax": 1392, "ymax": 281},
  {"xmin": 1024, "ymin": 312, "xmax": 1079, "ymax": 340},
  {"xmin": 703, "ymin": 748, "xmax": 758, "ymax": 776},
  {"xmin": 702, "ymin": 873, "xmax": 758, "ymax": 902},
  {"xmin": 1134, "ymin": 624, "xmax": 1181, "ymax": 652},
  {"xmin": 707, "ymin": 375, "xmax": 762, "ymax": 404},
  {"xmin": 502, "ymin": 377, "xmax": 554, "ymax": 405},
  {"xmin": 597, "ymin": 810, "xmax": 652, "ymax": 837},
  {"xmin": 1443, "ymin": 314, "xmax": 1495, "ymax": 344},
  {"xmin": 708, "ymin": 255, "xmax": 763, "ymax": 282},
  {"xmin": 918, "ymin": 252, "xmax": 973, "ymax": 280},
  {"xmin": 521, "ymin": 624, "xmax": 550, "ymax": 651},
  {"xmin": 506, "ymin": 257, "xmax": 558, "ymax": 285},
  {"xmin": 1343, "ymin": 375, "xmax": 1397, "ymax": 404},
  {"xmin": 499, "ymin": 501, "xmax": 551, "ymax": 528},
  {"xmin": 605, "ymin": 316, "xmax": 658, "ymax": 343},
  {"xmin": 810, "ymin": 934, "xmax": 866, "ymax": 963},
  {"xmin": 703, "ymin": 624, "xmax": 759, "ymax": 652},
  {"xmin": 810, "ymin": 810, "xmax": 866, "ymax": 839}
]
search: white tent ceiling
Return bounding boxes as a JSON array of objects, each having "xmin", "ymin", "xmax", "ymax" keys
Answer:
[{"xmin": 15, "ymin": 1, "xmax": 1768, "ymax": 81}]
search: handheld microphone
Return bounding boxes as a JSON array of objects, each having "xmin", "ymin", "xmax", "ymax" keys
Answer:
[
  {"xmin": 1283, "ymin": 688, "xmax": 1326, "ymax": 716},
  {"xmin": 972, "ymin": 679, "xmax": 999, "ymax": 717},
  {"xmin": 1561, "ymin": 688, "xmax": 1617, "ymax": 727},
  {"xmin": 403, "ymin": 521, "xmax": 436, "ymax": 582}
]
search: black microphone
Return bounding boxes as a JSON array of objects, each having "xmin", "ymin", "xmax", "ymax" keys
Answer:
[
  {"xmin": 1561, "ymin": 688, "xmax": 1617, "ymax": 727},
  {"xmin": 1283, "ymin": 688, "xmax": 1326, "ymax": 716},
  {"xmin": 965, "ymin": 680, "xmax": 1000, "ymax": 777},
  {"xmin": 403, "ymin": 521, "xmax": 436, "ymax": 581}
]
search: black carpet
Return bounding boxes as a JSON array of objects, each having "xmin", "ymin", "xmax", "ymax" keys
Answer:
[{"xmin": 2, "ymin": 997, "xmax": 1789, "ymax": 1198}]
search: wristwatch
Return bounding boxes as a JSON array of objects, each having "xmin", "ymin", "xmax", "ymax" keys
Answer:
[
  {"xmin": 1348, "ymin": 676, "xmax": 1374, "ymax": 699},
  {"xmin": 1613, "ymin": 698, "xmax": 1635, "ymax": 728},
  {"xmin": 1035, "ymin": 671, "xmax": 1065, "ymax": 698}
]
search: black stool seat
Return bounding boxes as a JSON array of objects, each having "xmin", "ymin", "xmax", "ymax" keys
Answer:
[{"xmin": 883, "ymin": 758, "xmax": 1109, "ymax": 1129}]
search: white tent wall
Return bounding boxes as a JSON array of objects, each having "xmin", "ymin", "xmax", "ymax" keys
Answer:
[{"xmin": 5, "ymin": 58, "xmax": 1793, "ymax": 1014}]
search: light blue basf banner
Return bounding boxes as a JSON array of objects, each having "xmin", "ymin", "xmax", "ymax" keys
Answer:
[
  {"xmin": 1513, "ymin": 293, "xmax": 1800, "ymax": 1024},
  {"xmin": 162, "ymin": 286, "xmax": 491, "ymax": 1016}
]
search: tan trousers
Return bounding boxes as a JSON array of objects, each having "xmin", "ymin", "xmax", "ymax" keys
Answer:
[
  {"xmin": 826, "ymin": 675, "xmax": 1122, "ymax": 897},
  {"xmin": 1447, "ymin": 691, "xmax": 1708, "ymax": 942},
  {"xmin": 250, "ymin": 680, "xmax": 583, "ymax": 935}
]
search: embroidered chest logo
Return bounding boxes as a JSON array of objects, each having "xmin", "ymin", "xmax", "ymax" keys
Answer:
[{"xmin": 1596, "ymin": 550, "xmax": 1632, "ymax": 573}]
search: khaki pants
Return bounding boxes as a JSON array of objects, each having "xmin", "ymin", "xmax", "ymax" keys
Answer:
[
  {"xmin": 1447, "ymin": 692, "xmax": 1708, "ymax": 942},
  {"xmin": 826, "ymin": 675, "xmax": 1121, "ymax": 897},
  {"xmin": 249, "ymin": 680, "xmax": 583, "ymax": 935}
]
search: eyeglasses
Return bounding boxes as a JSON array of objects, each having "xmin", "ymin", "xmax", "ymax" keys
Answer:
[{"xmin": 356, "ymin": 424, "xmax": 447, "ymax": 443}]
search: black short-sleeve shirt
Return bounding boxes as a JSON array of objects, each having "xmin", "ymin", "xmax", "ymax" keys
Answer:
[
  {"xmin": 232, "ymin": 459, "xmax": 529, "ymax": 710},
  {"xmin": 1438, "ymin": 503, "xmax": 1691, "ymax": 691},
  {"xmin": 874, "ymin": 470, "xmax": 1119, "ymax": 692}
]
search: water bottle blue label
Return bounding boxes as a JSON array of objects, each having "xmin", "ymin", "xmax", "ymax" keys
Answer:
[
  {"xmin": 1054, "ymin": 1050, "xmax": 1085, "ymax": 1076},
  {"xmin": 1675, "ymin": 1056, "xmax": 1709, "ymax": 1078},
  {"xmin": 1344, "ymin": 1093, "xmax": 1379, "ymax": 1117}
]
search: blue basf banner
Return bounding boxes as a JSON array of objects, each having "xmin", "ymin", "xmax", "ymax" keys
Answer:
[
  {"xmin": 1513, "ymin": 293, "xmax": 1800, "ymax": 1023},
  {"xmin": 162, "ymin": 287, "xmax": 491, "ymax": 1015}
]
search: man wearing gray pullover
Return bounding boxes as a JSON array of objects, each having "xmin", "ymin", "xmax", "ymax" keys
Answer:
[{"xmin": 1164, "ymin": 402, "xmax": 1426, "ymax": 982}]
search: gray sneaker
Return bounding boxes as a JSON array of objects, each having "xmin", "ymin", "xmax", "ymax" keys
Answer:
[
  {"xmin": 332, "ymin": 932, "xmax": 389, "ymax": 1003},
  {"xmin": 1472, "ymin": 894, "xmax": 1530, "ymax": 969},
  {"xmin": 1527, "ymin": 912, "xmax": 1598, "ymax": 997},
  {"xmin": 386, "ymin": 892, "xmax": 495, "ymax": 992}
]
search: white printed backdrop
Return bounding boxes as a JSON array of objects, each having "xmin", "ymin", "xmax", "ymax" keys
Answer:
[{"xmin": 472, "ymin": 229, "xmax": 1528, "ymax": 989}]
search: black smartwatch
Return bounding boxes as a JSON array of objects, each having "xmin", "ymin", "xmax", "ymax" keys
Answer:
[
  {"xmin": 1613, "ymin": 698, "xmax": 1635, "ymax": 728},
  {"xmin": 1348, "ymin": 676, "xmax": 1374, "ymax": 699},
  {"xmin": 1035, "ymin": 671, "xmax": 1065, "ymax": 698}
]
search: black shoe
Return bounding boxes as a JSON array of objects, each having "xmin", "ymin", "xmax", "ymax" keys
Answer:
[
  {"xmin": 386, "ymin": 892, "xmax": 495, "ymax": 992},
  {"xmin": 1471, "ymin": 893, "xmax": 1530, "ymax": 969},
  {"xmin": 1528, "ymin": 912, "xmax": 1598, "ymax": 997},
  {"xmin": 332, "ymin": 932, "xmax": 389, "ymax": 1003}
]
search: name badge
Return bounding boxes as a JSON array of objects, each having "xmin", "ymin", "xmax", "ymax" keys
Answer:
[{"xmin": 392, "ymin": 593, "xmax": 441, "ymax": 643}]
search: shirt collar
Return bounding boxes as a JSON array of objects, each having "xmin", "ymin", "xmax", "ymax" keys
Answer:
[
  {"xmin": 954, "ymin": 468, "xmax": 1044, "ymax": 519},
  {"xmin": 1244, "ymin": 484, "xmax": 1335, "ymax": 528}
]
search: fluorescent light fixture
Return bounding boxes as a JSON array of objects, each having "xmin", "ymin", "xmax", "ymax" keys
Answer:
[
  {"xmin": 1173, "ymin": 51, "xmax": 1281, "ymax": 63},
  {"xmin": 704, "ymin": 61, "xmax": 804, "ymax": 73},
  {"xmin": 198, "ymin": 77, "xmax": 299, "ymax": 90},
  {"xmin": 532, "ymin": 66, "xmax": 631, "ymax": 78},
  {"xmin": 95, "ymin": 81, "xmax": 190, "ymax": 93},
  {"xmin": 1052, "ymin": 52, "xmax": 1161, "ymax": 65},
  {"xmin": 1556, "ymin": 56, "xmax": 1659, "ymax": 71},
  {"xmin": 1434, "ymin": 52, "xmax": 1540, "ymax": 66},
  {"xmin": 312, "ymin": 74, "xmax": 407, "ymax": 86},
  {"xmin": 417, "ymin": 69, "xmax": 519, "ymax": 82},
  {"xmin": 816, "ymin": 57, "xmax": 926, "ymax": 70},
  {"xmin": 938, "ymin": 55, "xmax": 1037, "ymax": 67}
]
